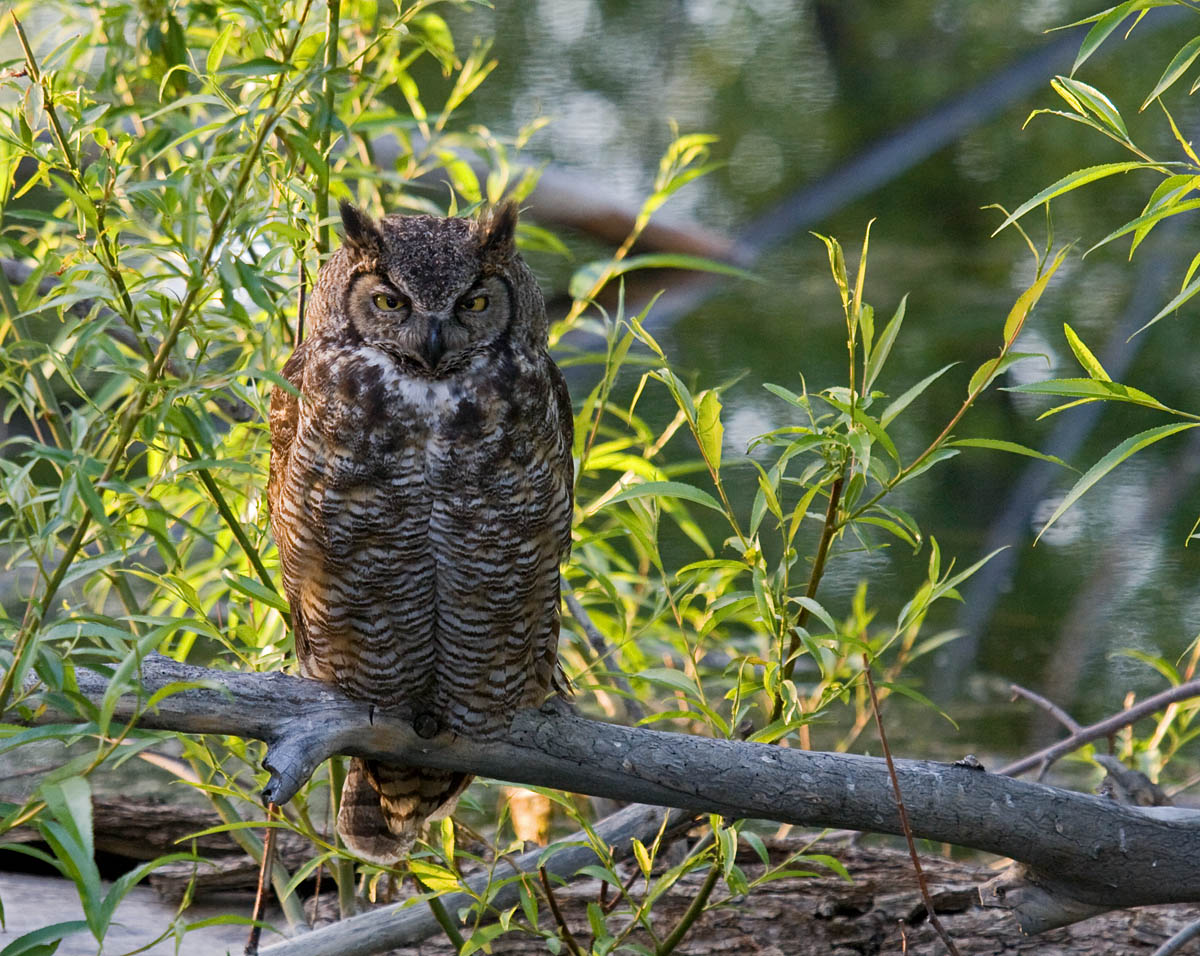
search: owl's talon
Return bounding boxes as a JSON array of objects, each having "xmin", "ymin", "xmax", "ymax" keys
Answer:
[
  {"xmin": 539, "ymin": 694, "xmax": 577, "ymax": 718},
  {"xmin": 413, "ymin": 712, "xmax": 439, "ymax": 739}
]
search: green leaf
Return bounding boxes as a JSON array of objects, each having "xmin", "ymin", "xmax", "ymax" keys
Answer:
[
  {"xmin": 40, "ymin": 777, "xmax": 94, "ymax": 865},
  {"xmin": 696, "ymin": 390, "xmax": 724, "ymax": 472},
  {"xmin": 205, "ymin": 23, "xmax": 235, "ymax": 74},
  {"xmin": 222, "ymin": 571, "xmax": 289, "ymax": 613},
  {"xmin": 1051, "ymin": 76, "xmax": 1129, "ymax": 139},
  {"xmin": 1143, "ymin": 35, "xmax": 1200, "ymax": 109},
  {"xmin": 992, "ymin": 163, "xmax": 1152, "ymax": 235},
  {"xmin": 1070, "ymin": 2, "xmax": 1145, "ymax": 74},
  {"xmin": 793, "ymin": 596, "xmax": 837, "ymax": 635},
  {"xmin": 880, "ymin": 363, "xmax": 956, "ymax": 426},
  {"xmin": 864, "ymin": 294, "xmax": 906, "ymax": 392},
  {"xmin": 1063, "ymin": 324, "xmax": 1110, "ymax": 381},
  {"xmin": 966, "ymin": 352, "xmax": 1048, "ymax": 397},
  {"xmin": 219, "ymin": 56, "xmax": 291, "ymax": 76},
  {"xmin": 1036, "ymin": 423, "xmax": 1200, "ymax": 543},
  {"xmin": 636, "ymin": 667, "xmax": 698, "ymax": 698},
  {"xmin": 740, "ymin": 829, "xmax": 769, "ymax": 865},
  {"xmin": 1086, "ymin": 198, "xmax": 1200, "ymax": 257},
  {"xmin": 586, "ymin": 901, "xmax": 608, "ymax": 940},
  {"xmin": 1130, "ymin": 269, "xmax": 1200, "ymax": 338},
  {"xmin": 568, "ymin": 253, "xmax": 757, "ymax": 301},
  {"xmin": 1005, "ymin": 377, "xmax": 1174, "ymax": 413},
  {"xmin": 855, "ymin": 514, "xmax": 919, "ymax": 549},
  {"xmin": 949, "ymin": 438, "xmax": 1073, "ymax": 469},
  {"xmin": 1002, "ymin": 245, "xmax": 1069, "ymax": 344},
  {"xmin": 877, "ymin": 682, "xmax": 959, "ymax": 727},
  {"xmin": 606, "ymin": 481, "xmax": 725, "ymax": 515},
  {"xmin": 0, "ymin": 921, "xmax": 89, "ymax": 956}
]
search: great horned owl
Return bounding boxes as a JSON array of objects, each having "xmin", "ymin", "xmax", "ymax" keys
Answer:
[{"xmin": 267, "ymin": 202, "xmax": 573, "ymax": 863}]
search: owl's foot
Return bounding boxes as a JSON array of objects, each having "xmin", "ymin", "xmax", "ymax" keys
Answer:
[
  {"xmin": 538, "ymin": 693, "xmax": 578, "ymax": 718},
  {"xmin": 413, "ymin": 711, "xmax": 439, "ymax": 739}
]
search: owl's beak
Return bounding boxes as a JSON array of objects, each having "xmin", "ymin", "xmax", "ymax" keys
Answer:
[{"xmin": 422, "ymin": 320, "xmax": 445, "ymax": 368}]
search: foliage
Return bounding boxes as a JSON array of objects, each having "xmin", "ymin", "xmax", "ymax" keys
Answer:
[
  {"xmin": 994, "ymin": 2, "xmax": 1200, "ymax": 539},
  {"xmin": 0, "ymin": 0, "xmax": 1163, "ymax": 954},
  {"xmin": 987, "ymin": 1, "xmax": 1200, "ymax": 789}
]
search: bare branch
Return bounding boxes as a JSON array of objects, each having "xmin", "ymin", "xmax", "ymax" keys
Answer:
[
  {"xmin": 1009, "ymin": 683, "xmax": 1082, "ymax": 734},
  {"xmin": 998, "ymin": 679, "xmax": 1200, "ymax": 778},
  {"xmin": 20, "ymin": 654, "xmax": 1200, "ymax": 943}
]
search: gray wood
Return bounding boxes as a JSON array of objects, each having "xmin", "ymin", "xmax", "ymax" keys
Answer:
[{"xmin": 24, "ymin": 655, "xmax": 1200, "ymax": 939}]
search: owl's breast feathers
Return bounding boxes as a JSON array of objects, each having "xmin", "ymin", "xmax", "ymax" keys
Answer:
[{"xmin": 268, "ymin": 334, "xmax": 573, "ymax": 736}]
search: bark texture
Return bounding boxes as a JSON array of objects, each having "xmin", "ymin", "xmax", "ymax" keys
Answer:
[{"xmin": 19, "ymin": 654, "xmax": 1200, "ymax": 943}]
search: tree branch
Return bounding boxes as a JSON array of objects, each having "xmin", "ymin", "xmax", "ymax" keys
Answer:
[
  {"xmin": 997, "ymin": 678, "xmax": 1200, "ymax": 778},
  {"xmin": 21, "ymin": 655, "xmax": 1200, "ymax": 941}
]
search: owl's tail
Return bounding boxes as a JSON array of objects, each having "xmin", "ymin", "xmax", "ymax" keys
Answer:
[{"xmin": 336, "ymin": 758, "xmax": 472, "ymax": 864}]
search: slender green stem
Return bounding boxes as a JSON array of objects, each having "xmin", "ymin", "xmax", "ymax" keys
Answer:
[
  {"xmin": 422, "ymin": 887, "xmax": 466, "ymax": 951},
  {"xmin": 325, "ymin": 757, "xmax": 358, "ymax": 919},
  {"xmin": 181, "ymin": 436, "xmax": 286, "ymax": 621},
  {"xmin": 656, "ymin": 862, "xmax": 720, "ymax": 956},
  {"xmin": 771, "ymin": 470, "xmax": 845, "ymax": 723},
  {"xmin": 205, "ymin": 791, "xmax": 308, "ymax": 930},
  {"xmin": 316, "ymin": 0, "xmax": 341, "ymax": 256}
]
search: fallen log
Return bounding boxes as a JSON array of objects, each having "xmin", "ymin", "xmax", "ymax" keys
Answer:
[{"xmin": 19, "ymin": 654, "xmax": 1200, "ymax": 939}]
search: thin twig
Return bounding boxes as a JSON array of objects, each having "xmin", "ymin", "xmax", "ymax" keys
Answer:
[
  {"xmin": 773, "ymin": 470, "xmax": 845, "ymax": 724},
  {"xmin": 1010, "ymin": 683, "xmax": 1082, "ymax": 734},
  {"xmin": 998, "ymin": 678, "xmax": 1200, "ymax": 777},
  {"xmin": 245, "ymin": 802, "xmax": 279, "ymax": 956},
  {"xmin": 418, "ymin": 883, "xmax": 465, "ymax": 951},
  {"xmin": 539, "ymin": 864, "xmax": 587, "ymax": 956},
  {"xmin": 863, "ymin": 655, "xmax": 961, "ymax": 956}
]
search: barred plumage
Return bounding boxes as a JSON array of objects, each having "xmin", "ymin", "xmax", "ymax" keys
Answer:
[{"xmin": 267, "ymin": 203, "xmax": 573, "ymax": 862}]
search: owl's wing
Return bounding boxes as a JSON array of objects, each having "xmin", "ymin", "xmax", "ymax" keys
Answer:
[
  {"xmin": 549, "ymin": 358, "xmax": 575, "ymax": 557},
  {"xmin": 267, "ymin": 340, "xmax": 311, "ymax": 663},
  {"xmin": 546, "ymin": 358, "xmax": 575, "ymax": 696},
  {"xmin": 267, "ymin": 341, "xmax": 308, "ymax": 512}
]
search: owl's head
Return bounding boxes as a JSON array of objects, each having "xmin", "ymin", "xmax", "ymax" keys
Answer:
[{"xmin": 316, "ymin": 202, "xmax": 547, "ymax": 377}]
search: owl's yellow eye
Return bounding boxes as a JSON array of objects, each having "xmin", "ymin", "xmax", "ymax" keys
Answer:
[
  {"xmin": 372, "ymin": 292, "xmax": 407, "ymax": 312},
  {"xmin": 463, "ymin": 294, "xmax": 489, "ymax": 313}
]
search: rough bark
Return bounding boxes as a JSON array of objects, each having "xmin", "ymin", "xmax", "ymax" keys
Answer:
[{"xmin": 19, "ymin": 654, "xmax": 1200, "ymax": 938}]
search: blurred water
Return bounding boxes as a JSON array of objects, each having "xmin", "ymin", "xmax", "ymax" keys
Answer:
[{"xmin": 453, "ymin": 1, "xmax": 1200, "ymax": 746}]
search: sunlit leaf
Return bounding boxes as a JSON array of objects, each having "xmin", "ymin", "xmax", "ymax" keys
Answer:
[
  {"xmin": 1005, "ymin": 377, "xmax": 1175, "ymax": 413},
  {"xmin": 992, "ymin": 163, "xmax": 1153, "ymax": 234},
  {"xmin": 568, "ymin": 254, "xmax": 757, "ymax": 301},
  {"xmin": 606, "ymin": 481, "xmax": 725, "ymax": 515},
  {"xmin": 1036, "ymin": 423, "xmax": 1200, "ymax": 543},
  {"xmin": 1062, "ymin": 323, "xmax": 1110, "ymax": 381},
  {"xmin": 696, "ymin": 390, "xmax": 724, "ymax": 472},
  {"xmin": 966, "ymin": 352, "xmax": 1048, "ymax": 397},
  {"xmin": 1002, "ymin": 245, "xmax": 1069, "ymax": 344},
  {"xmin": 864, "ymin": 294, "xmax": 906, "ymax": 392},
  {"xmin": 1052, "ymin": 76, "xmax": 1129, "ymax": 139},
  {"xmin": 1142, "ymin": 35, "xmax": 1200, "ymax": 109},
  {"xmin": 949, "ymin": 438, "xmax": 1073, "ymax": 469}
]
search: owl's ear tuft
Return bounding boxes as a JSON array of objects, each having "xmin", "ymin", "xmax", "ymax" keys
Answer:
[
  {"xmin": 480, "ymin": 201, "xmax": 518, "ymax": 255},
  {"xmin": 340, "ymin": 201, "xmax": 384, "ymax": 257}
]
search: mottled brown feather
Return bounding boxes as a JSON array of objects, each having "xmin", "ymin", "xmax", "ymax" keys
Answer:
[{"xmin": 268, "ymin": 204, "xmax": 572, "ymax": 863}]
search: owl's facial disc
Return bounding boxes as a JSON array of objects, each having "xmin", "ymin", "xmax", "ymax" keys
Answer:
[{"xmin": 346, "ymin": 269, "xmax": 511, "ymax": 374}]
